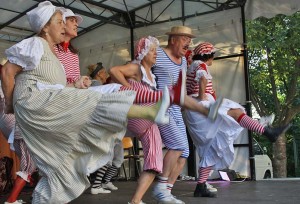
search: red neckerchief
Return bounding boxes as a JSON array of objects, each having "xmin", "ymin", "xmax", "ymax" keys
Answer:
[{"xmin": 60, "ymin": 42, "xmax": 70, "ymax": 52}]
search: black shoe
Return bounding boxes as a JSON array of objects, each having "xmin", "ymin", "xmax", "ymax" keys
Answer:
[
  {"xmin": 263, "ymin": 124, "xmax": 291, "ymax": 143},
  {"xmin": 194, "ymin": 183, "xmax": 217, "ymax": 197}
]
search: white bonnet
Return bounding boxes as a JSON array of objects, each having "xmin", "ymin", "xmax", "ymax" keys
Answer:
[
  {"xmin": 63, "ymin": 9, "xmax": 83, "ymax": 25},
  {"xmin": 134, "ymin": 36, "xmax": 159, "ymax": 63},
  {"xmin": 27, "ymin": 1, "xmax": 66, "ymax": 33}
]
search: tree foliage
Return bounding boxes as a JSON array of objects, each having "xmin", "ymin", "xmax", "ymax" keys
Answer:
[{"xmin": 247, "ymin": 12, "xmax": 300, "ymax": 177}]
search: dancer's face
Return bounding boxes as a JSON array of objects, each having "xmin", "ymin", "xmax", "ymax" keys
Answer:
[
  {"xmin": 65, "ymin": 16, "xmax": 78, "ymax": 39},
  {"xmin": 143, "ymin": 44, "xmax": 157, "ymax": 66},
  {"xmin": 43, "ymin": 12, "xmax": 66, "ymax": 44},
  {"xmin": 206, "ymin": 57, "xmax": 214, "ymax": 66},
  {"xmin": 171, "ymin": 35, "xmax": 191, "ymax": 58}
]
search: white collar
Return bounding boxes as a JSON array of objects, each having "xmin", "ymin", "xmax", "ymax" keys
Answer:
[{"xmin": 140, "ymin": 65, "xmax": 157, "ymax": 90}]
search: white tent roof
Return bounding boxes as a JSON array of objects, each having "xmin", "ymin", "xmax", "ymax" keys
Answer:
[{"xmin": 1, "ymin": 0, "xmax": 299, "ymax": 60}]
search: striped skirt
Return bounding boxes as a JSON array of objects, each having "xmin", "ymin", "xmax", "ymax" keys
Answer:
[{"xmin": 14, "ymin": 85, "xmax": 135, "ymax": 204}]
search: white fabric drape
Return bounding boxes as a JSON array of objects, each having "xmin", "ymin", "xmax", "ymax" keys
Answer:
[{"xmin": 245, "ymin": 0, "xmax": 300, "ymax": 20}]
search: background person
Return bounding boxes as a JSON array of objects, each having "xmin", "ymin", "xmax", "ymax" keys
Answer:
[
  {"xmin": 87, "ymin": 62, "xmax": 122, "ymax": 194},
  {"xmin": 87, "ymin": 62, "xmax": 109, "ymax": 86}
]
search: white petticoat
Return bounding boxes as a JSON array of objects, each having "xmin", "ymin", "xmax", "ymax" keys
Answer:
[{"xmin": 184, "ymin": 94, "xmax": 245, "ymax": 170}]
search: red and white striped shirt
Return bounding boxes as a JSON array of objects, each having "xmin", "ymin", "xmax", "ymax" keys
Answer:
[
  {"xmin": 54, "ymin": 44, "xmax": 80, "ymax": 84},
  {"xmin": 186, "ymin": 60, "xmax": 216, "ymax": 99}
]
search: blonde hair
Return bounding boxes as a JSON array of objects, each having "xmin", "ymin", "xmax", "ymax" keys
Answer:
[{"xmin": 86, "ymin": 64, "xmax": 98, "ymax": 78}]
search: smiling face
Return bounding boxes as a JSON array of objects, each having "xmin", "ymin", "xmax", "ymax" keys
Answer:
[
  {"xmin": 42, "ymin": 11, "xmax": 66, "ymax": 45},
  {"xmin": 65, "ymin": 16, "xmax": 78, "ymax": 40},
  {"xmin": 170, "ymin": 35, "xmax": 192, "ymax": 58}
]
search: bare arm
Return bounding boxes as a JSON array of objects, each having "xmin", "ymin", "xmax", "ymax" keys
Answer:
[
  {"xmin": 1, "ymin": 62, "xmax": 22, "ymax": 113},
  {"xmin": 109, "ymin": 63, "xmax": 140, "ymax": 87},
  {"xmin": 198, "ymin": 75, "xmax": 208, "ymax": 100}
]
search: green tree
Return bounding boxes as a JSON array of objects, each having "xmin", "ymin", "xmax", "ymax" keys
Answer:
[{"xmin": 247, "ymin": 12, "xmax": 300, "ymax": 177}]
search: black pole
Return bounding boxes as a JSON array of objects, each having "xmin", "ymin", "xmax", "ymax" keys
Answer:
[
  {"xmin": 130, "ymin": 27, "xmax": 134, "ymax": 61},
  {"xmin": 241, "ymin": 3, "xmax": 256, "ymax": 181}
]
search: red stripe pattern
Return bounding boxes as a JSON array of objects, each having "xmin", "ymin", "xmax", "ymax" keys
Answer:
[
  {"xmin": 119, "ymin": 80, "xmax": 162, "ymax": 103},
  {"xmin": 238, "ymin": 114, "xmax": 264, "ymax": 134},
  {"xmin": 186, "ymin": 61, "xmax": 215, "ymax": 99},
  {"xmin": 54, "ymin": 44, "xmax": 80, "ymax": 84},
  {"xmin": 124, "ymin": 80, "xmax": 163, "ymax": 173},
  {"xmin": 197, "ymin": 166, "xmax": 212, "ymax": 184}
]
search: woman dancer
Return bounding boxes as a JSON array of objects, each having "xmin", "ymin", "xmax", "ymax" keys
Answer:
[{"xmin": 185, "ymin": 42, "xmax": 291, "ymax": 197}]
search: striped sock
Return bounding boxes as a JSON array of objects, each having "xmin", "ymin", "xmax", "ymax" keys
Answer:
[
  {"xmin": 197, "ymin": 167, "xmax": 212, "ymax": 184},
  {"xmin": 167, "ymin": 183, "xmax": 173, "ymax": 192},
  {"xmin": 238, "ymin": 114, "xmax": 264, "ymax": 134},
  {"xmin": 103, "ymin": 165, "xmax": 118, "ymax": 183},
  {"xmin": 120, "ymin": 85, "xmax": 162, "ymax": 103},
  {"xmin": 156, "ymin": 176, "xmax": 168, "ymax": 189},
  {"xmin": 92, "ymin": 164, "xmax": 109, "ymax": 188}
]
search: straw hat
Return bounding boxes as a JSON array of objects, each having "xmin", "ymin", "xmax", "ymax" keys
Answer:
[
  {"xmin": 0, "ymin": 58, "xmax": 7, "ymax": 66},
  {"xmin": 165, "ymin": 26, "xmax": 195, "ymax": 38}
]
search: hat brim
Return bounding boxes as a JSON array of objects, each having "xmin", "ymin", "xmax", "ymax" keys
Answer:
[
  {"xmin": 74, "ymin": 15, "xmax": 83, "ymax": 25},
  {"xmin": 165, "ymin": 32, "xmax": 195, "ymax": 38},
  {"xmin": 65, "ymin": 14, "xmax": 83, "ymax": 25}
]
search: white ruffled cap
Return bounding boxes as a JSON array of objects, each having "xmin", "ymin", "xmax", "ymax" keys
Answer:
[
  {"xmin": 134, "ymin": 36, "xmax": 159, "ymax": 63},
  {"xmin": 63, "ymin": 9, "xmax": 83, "ymax": 25},
  {"xmin": 27, "ymin": 1, "xmax": 66, "ymax": 33}
]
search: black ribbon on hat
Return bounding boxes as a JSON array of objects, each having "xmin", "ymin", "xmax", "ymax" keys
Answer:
[{"xmin": 90, "ymin": 62, "xmax": 104, "ymax": 78}]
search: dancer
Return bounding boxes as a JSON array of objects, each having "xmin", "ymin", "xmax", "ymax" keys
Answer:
[
  {"xmin": 110, "ymin": 36, "xmax": 167, "ymax": 204},
  {"xmin": 184, "ymin": 42, "xmax": 291, "ymax": 197},
  {"xmin": 54, "ymin": 8, "xmax": 90, "ymax": 89},
  {"xmin": 151, "ymin": 26, "xmax": 204, "ymax": 204},
  {"xmin": 1, "ymin": 63, "xmax": 37, "ymax": 204},
  {"xmin": 1, "ymin": 2, "xmax": 170, "ymax": 203},
  {"xmin": 54, "ymin": 9, "xmax": 116, "ymax": 194}
]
